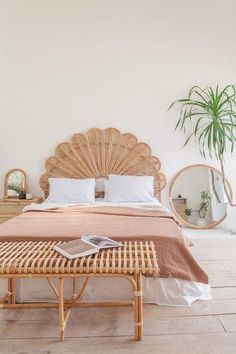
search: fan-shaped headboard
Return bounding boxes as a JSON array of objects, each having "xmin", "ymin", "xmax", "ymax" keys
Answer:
[{"xmin": 40, "ymin": 128, "xmax": 166, "ymax": 200}]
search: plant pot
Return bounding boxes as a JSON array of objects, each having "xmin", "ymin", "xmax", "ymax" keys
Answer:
[
  {"xmin": 227, "ymin": 205, "xmax": 236, "ymax": 233},
  {"xmin": 7, "ymin": 190, "xmax": 19, "ymax": 197}
]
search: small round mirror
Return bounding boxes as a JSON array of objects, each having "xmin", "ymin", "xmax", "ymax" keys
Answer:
[
  {"xmin": 4, "ymin": 169, "xmax": 27, "ymax": 198},
  {"xmin": 169, "ymin": 165, "xmax": 232, "ymax": 229}
]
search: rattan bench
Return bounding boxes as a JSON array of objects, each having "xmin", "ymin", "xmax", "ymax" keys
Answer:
[{"xmin": 0, "ymin": 240, "xmax": 159, "ymax": 341}]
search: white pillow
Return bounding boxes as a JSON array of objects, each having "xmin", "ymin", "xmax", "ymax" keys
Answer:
[
  {"xmin": 104, "ymin": 175, "xmax": 155, "ymax": 202},
  {"xmin": 46, "ymin": 177, "xmax": 95, "ymax": 204}
]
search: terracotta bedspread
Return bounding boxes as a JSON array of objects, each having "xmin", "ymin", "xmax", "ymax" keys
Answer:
[{"xmin": 0, "ymin": 206, "xmax": 208, "ymax": 284}]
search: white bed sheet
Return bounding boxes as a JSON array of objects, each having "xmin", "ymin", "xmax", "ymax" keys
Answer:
[
  {"xmin": 11, "ymin": 276, "xmax": 211, "ymax": 307},
  {"xmin": 23, "ymin": 197, "xmax": 168, "ymax": 212},
  {"xmin": 10, "ymin": 199, "xmax": 211, "ymax": 306}
]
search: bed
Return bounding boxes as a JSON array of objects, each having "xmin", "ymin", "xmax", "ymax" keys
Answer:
[{"xmin": 0, "ymin": 128, "xmax": 211, "ymax": 306}]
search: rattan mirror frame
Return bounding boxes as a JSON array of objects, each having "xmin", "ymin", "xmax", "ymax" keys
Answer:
[
  {"xmin": 4, "ymin": 168, "xmax": 27, "ymax": 199},
  {"xmin": 169, "ymin": 164, "xmax": 232, "ymax": 229}
]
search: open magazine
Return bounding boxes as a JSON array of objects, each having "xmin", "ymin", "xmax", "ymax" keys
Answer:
[{"xmin": 53, "ymin": 233, "xmax": 122, "ymax": 259}]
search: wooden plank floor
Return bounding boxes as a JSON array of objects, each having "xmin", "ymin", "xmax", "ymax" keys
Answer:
[{"xmin": 0, "ymin": 228, "xmax": 236, "ymax": 354}]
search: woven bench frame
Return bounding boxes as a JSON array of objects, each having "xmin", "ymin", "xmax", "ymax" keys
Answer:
[{"xmin": 0, "ymin": 241, "xmax": 159, "ymax": 341}]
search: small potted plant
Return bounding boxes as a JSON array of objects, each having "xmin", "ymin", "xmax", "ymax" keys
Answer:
[
  {"xmin": 7, "ymin": 182, "xmax": 21, "ymax": 197},
  {"xmin": 169, "ymin": 85, "xmax": 236, "ymax": 231},
  {"xmin": 185, "ymin": 191, "xmax": 211, "ymax": 226}
]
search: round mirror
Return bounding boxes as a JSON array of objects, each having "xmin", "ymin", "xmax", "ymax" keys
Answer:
[
  {"xmin": 169, "ymin": 165, "xmax": 232, "ymax": 229},
  {"xmin": 4, "ymin": 169, "xmax": 27, "ymax": 198}
]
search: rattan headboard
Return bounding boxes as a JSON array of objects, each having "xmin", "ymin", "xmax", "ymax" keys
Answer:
[{"xmin": 39, "ymin": 128, "xmax": 166, "ymax": 200}]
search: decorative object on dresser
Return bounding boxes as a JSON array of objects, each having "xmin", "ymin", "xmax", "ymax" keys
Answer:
[
  {"xmin": 4, "ymin": 169, "xmax": 27, "ymax": 199},
  {"xmin": 0, "ymin": 198, "xmax": 42, "ymax": 224},
  {"xmin": 169, "ymin": 164, "xmax": 232, "ymax": 229},
  {"xmin": 169, "ymin": 84, "xmax": 236, "ymax": 231}
]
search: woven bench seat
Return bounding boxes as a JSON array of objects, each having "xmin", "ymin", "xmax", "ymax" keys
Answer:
[
  {"xmin": 0, "ymin": 240, "xmax": 159, "ymax": 341},
  {"xmin": 0, "ymin": 240, "xmax": 158, "ymax": 276}
]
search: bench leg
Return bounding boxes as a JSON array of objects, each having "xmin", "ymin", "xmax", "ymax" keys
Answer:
[
  {"xmin": 8, "ymin": 278, "xmax": 16, "ymax": 305},
  {"xmin": 137, "ymin": 273, "xmax": 143, "ymax": 340},
  {"xmin": 134, "ymin": 273, "xmax": 143, "ymax": 341},
  {"xmin": 58, "ymin": 277, "xmax": 65, "ymax": 341}
]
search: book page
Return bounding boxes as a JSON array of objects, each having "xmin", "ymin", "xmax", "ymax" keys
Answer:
[{"xmin": 81, "ymin": 234, "xmax": 122, "ymax": 249}]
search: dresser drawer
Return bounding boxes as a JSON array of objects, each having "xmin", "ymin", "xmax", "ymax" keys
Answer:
[
  {"xmin": 0, "ymin": 215, "xmax": 14, "ymax": 224},
  {"xmin": 0, "ymin": 197, "xmax": 42, "ymax": 224},
  {"xmin": 0, "ymin": 203, "xmax": 24, "ymax": 214}
]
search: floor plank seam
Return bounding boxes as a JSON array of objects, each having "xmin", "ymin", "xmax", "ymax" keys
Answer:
[
  {"xmin": 212, "ymin": 286, "xmax": 236, "ymax": 288},
  {"xmin": 0, "ymin": 330, "xmax": 228, "ymax": 341},
  {"xmin": 2, "ymin": 313, "xmax": 236, "ymax": 321},
  {"xmin": 1, "ymin": 313, "xmax": 236, "ymax": 321},
  {"xmin": 217, "ymin": 317, "xmax": 227, "ymax": 333},
  {"xmin": 200, "ymin": 259, "xmax": 236, "ymax": 262}
]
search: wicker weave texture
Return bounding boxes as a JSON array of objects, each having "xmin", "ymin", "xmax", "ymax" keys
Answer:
[
  {"xmin": 39, "ymin": 128, "xmax": 166, "ymax": 198},
  {"xmin": 0, "ymin": 241, "xmax": 159, "ymax": 276}
]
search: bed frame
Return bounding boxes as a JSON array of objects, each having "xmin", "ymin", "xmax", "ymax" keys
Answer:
[{"xmin": 39, "ymin": 127, "xmax": 166, "ymax": 200}]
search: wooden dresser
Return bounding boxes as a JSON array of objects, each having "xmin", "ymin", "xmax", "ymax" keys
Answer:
[{"xmin": 0, "ymin": 198, "xmax": 42, "ymax": 224}]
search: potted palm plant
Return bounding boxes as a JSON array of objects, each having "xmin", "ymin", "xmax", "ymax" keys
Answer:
[{"xmin": 169, "ymin": 84, "xmax": 236, "ymax": 231}]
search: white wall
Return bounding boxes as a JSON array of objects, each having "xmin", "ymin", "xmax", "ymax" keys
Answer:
[{"xmin": 1, "ymin": 0, "xmax": 236, "ymax": 207}]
